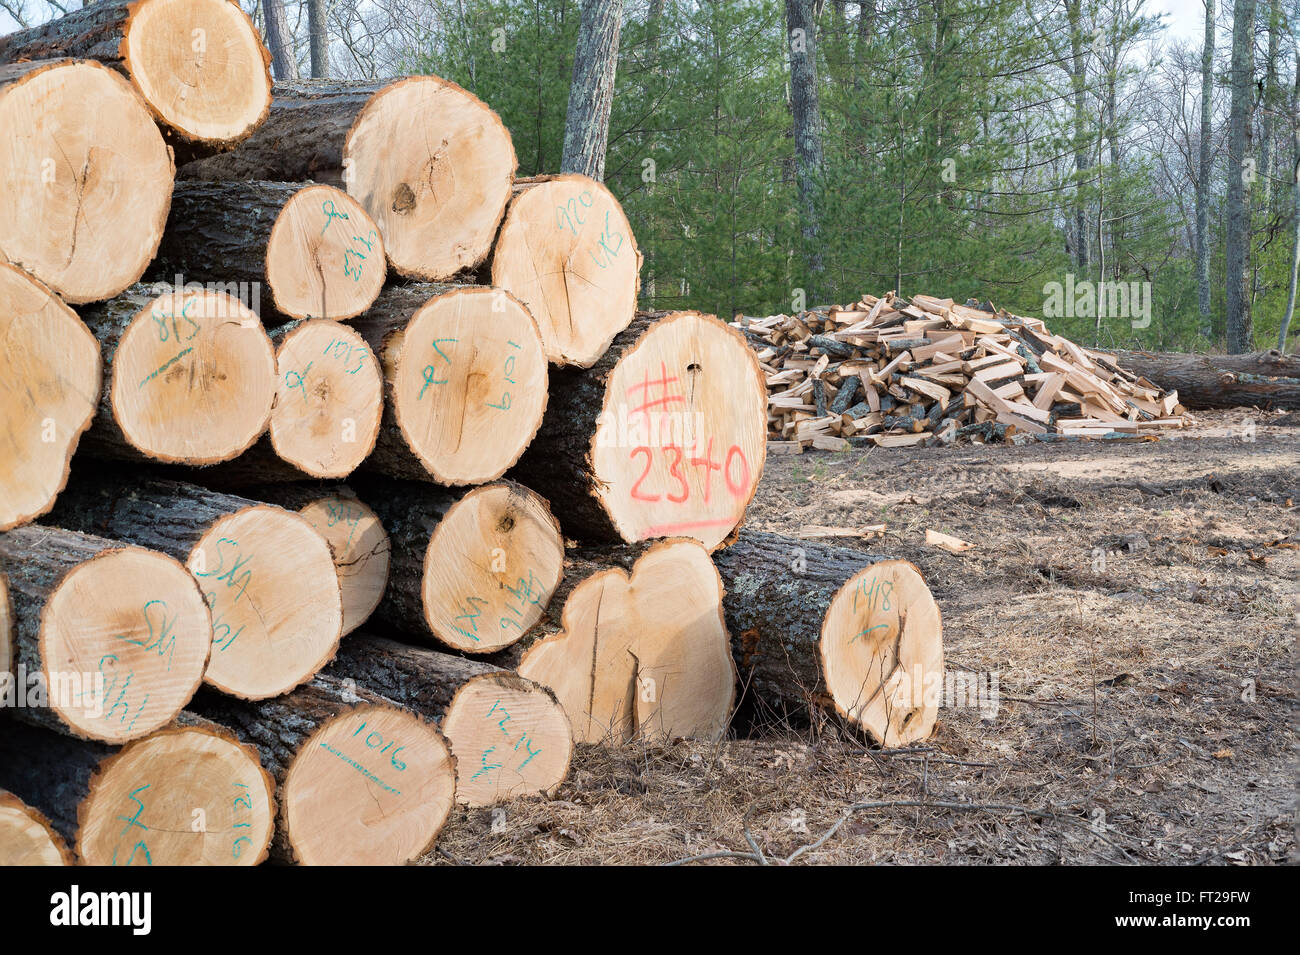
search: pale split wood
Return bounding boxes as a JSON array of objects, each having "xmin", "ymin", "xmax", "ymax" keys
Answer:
[
  {"xmin": 266, "ymin": 184, "xmax": 387, "ymax": 321},
  {"xmin": 296, "ymin": 494, "xmax": 390, "ymax": 636},
  {"xmin": 0, "ymin": 790, "xmax": 72, "ymax": 865},
  {"xmin": 441, "ymin": 672, "xmax": 573, "ymax": 807},
  {"xmin": 0, "ymin": 573, "xmax": 10, "ymax": 686},
  {"xmin": 0, "ymin": 263, "xmax": 101, "ymax": 531},
  {"xmin": 517, "ymin": 539, "xmax": 736, "ymax": 745},
  {"xmin": 0, "ymin": 59, "xmax": 173, "ymax": 303},
  {"xmin": 820, "ymin": 560, "xmax": 944, "ymax": 746},
  {"xmin": 269, "ymin": 318, "xmax": 383, "ymax": 477},
  {"xmin": 491, "ymin": 174, "xmax": 641, "ymax": 367},
  {"xmin": 76, "ymin": 724, "xmax": 275, "ymax": 865},
  {"xmin": 343, "ymin": 75, "xmax": 516, "ymax": 281},
  {"xmin": 280, "ymin": 703, "xmax": 456, "ymax": 866}
]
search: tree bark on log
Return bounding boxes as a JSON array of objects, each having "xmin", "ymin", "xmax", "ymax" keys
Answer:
[
  {"xmin": 0, "ymin": 720, "xmax": 113, "ymax": 846},
  {"xmin": 192, "ymin": 674, "xmax": 457, "ymax": 865},
  {"xmin": 0, "ymin": 0, "xmax": 272, "ymax": 162},
  {"xmin": 45, "ymin": 474, "xmax": 344, "ymax": 700},
  {"xmin": 508, "ymin": 311, "xmax": 767, "ymax": 551},
  {"xmin": 0, "ymin": 59, "xmax": 173, "ymax": 303},
  {"xmin": 1102, "ymin": 349, "xmax": 1300, "ymax": 409},
  {"xmin": 713, "ymin": 530, "xmax": 944, "ymax": 746},
  {"xmin": 0, "ymin": 263, "xmax": 101, "ymax": 532},
  {"xmin": 0, "ymin": 524, "xmax": 211, "ymax": 743}
]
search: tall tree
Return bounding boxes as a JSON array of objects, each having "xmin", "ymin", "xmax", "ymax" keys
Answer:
[
  {"xmin": 1224, "ymin": 0, "xmax": 1257, "ymax": 352},
  {"xmin": 785, "ymin": 0, "xmax": 826, "ymax": 298},
  {"xmin": 1279, "ymin": 47, "xmax": 1299, "ymax": 350},
  {"xmin": 307, "ymin": 0, "xmax": 329, "ymax": 78},
  {"xmin": 262, "ymin": 0, "xmax": 297, "ymax": 81},
  {"xmin": 561, "ymin": 0, "xmax": 624, "ymax": 181},
  {"xmin": 1197, "ymin": 0, "xmax": 1215, "ymax": 334},
  {"xmin": 1258, "ymin": 0, "xmax": 1282, "ymax": 210},
  {"xmin": 1066, "ymin": 0, "xmax": 1093, "ymax": 273}
]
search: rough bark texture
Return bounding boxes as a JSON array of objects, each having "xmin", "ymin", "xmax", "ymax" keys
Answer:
[
  {"xmin": 1281, "ymin": 53, "xmax": 1300, "ymax": 351},
  {"xmin": 785, "ymin": 0, "xmax": 825, "ymax": 297},
  {"xmin": 1225, "ymin": 0, "xmax": 1257, "ymax": 353},
  {"xmin": 178, "ymin": 80, "xmax": 385, "ymax": 183},
  {"xmin": 322, "ymin": 632, "xmax": 501, "ymax": 719},
  {"xmin": 1067, "ymin": 0, "xmax": 1090, "ymax": 273},
  {"xmin": 561, "ymin": 0, "xmax": 623, "ymax": 181},
  {"xmin": 307, "ymin": 0, "xmax": 329, "ymax": 78},
  {"xmin": 1103, "ymin": 349, "xmax": 1300, "ymax": 409},
  {"xmin": 0, "ymin": 719, "xmax": 112, "ymax": 844},
  {"xmin": 263, "ymin": 0, "xmax": 298, "ymax": 81},
  {"xmin": 1197, "ymin": 0, "xmax": 1215, "ymax": 332}
]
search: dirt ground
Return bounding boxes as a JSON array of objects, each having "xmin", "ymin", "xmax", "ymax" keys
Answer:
[{"xmin": 430, "ymin": 409, "xmax": 1297, "ymax": 865}]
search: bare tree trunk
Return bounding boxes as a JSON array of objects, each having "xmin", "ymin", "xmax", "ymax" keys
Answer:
[
  {"xmin": 1258, "ymin": 0, "xmax": 1281, "ymax": 211},
  {"xmin": 786, "ymin": 0, "xmax": 826, "ymax": 300},
  {"xmin": 307, "ymin": 0, "xmax": 328, "ymax": 79},
  {"xmin": 1197, "ymin": 0, "xmax": 1215, "ymax": 335},
  {"xmin": 262, "ymin": 0, "xmax": 297, "ymax": 82},
  {"xmin": 1225, "ymin": 0, "xmax": 1257, "ymax": 353},
  {"xmin": 1068, "ymin": 0, "xmax": 1091, "ymax": 274},
  {"xmin": 1279, "ymin": 50, "xmax": 1299, "ymax": 351},
  {"xmin": 561, "ymin": 0, "xmax": 623, "ymax": 181}
]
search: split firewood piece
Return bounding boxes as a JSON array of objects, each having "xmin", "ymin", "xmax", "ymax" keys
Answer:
[
  {"xmin": 0, "ymin": 573, "xmax": 10, "ymax": 686},
  {"xmin": 357, "ymin": 478, "xmax": 564, "ymax": 653},
  {"xmin": 442, "ymin": 672, "xmax": 572, "ymax": 807},
  {"xmin": 47, "ymin": 476, "xmax": 343, "ymax": 700},
  {"xmin": 268, "ymin": 319, "xmax": 384, "ymax": 477},
  {"xmin": 0, "ymin": 525, "xmax": 210, "ymax": 743},
  {"xmin": 925, "ymin": 529, "xmax": 975, "ymax": 553},
  {"xmin": 0, "ymin": 790, "xmax": 72, "ymax": 865},
  {"xmin": 355, "ymin": 286, "xmax": 548, "ymax": 485},
  {"xmin": 514, "ymin": 539, "xmax": 736, "ymax": 745},
  {"xmin": 0, "ymin": 60, "xmax": 173, "ymax": 303},
  {"xmin": 194, "ymin": 676, "xmax": 457, "ymax": 866},
  {"xmin": 491, "ymin": 174, "xmax": 640, "ymax": 367},
  {"xmin": 0, "ymin": 264, "xmax": 101, "ymax": 531},
  {"xmin": 713, "ymin": 530, "xmax": 944, "ymax": 746},
  {"xmin": 149, "ymin": 181, "xmax": 386, "ymax": 322},
  {"xmin": 0, "ymin": 0, "xmax": 272, "ymax": 162},
  {"xmin": 238, "ymin": 485, "xmax": 390, "ymax": 637},
  {"xmin": 78, "ymin": 285, "xmax": 275, "ymax": 466},
  {"xmin": 511, "ymin": 311, "xmax": 767, "ymax": 551}
]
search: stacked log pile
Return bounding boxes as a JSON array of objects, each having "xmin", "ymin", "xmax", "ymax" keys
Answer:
[
  {"xmin": 0, "ymin": 1, "xmax": 952, "ymax": 866},
  {"xmin": 737, "ymin": 292, "xmax": 1196, "ymax": 451}
]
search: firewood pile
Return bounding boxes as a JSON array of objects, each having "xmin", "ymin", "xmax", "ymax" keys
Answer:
[
  {"xmin": 0, "ymin": 1, "xmax": 946, "ymax": 866},
  {"xmin": 735, "ymin": 292, "xmax": 1192, "ymax": 452}
]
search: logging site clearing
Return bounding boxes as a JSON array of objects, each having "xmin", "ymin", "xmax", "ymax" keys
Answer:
[{"xmin": 432, "ymin": 410, "xmax": 1296, "ymax": 865}]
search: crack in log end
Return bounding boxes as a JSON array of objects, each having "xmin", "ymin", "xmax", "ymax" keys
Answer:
[
  {"xmin": 496, "ymin": 514, "xmax": 515, "ymax": 533},
  {"xmin": 391, "ymin": 183, "xmax": 416, "ymax": 215}
]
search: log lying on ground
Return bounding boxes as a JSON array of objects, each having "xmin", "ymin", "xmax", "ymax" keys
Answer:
[
  {"xmin": 193, "ymin": 675, "xmax": 457, "ymax": 865},
  {"xmin": 500, "ymin": 539, "xmax": 736, "ymax": 744},
  {"xmin": 239, "ymin": 485, "xmax": 390, "ymax": 636},
  {"xmin": 149, "ymin": 181, "xmax": 387, "ymax": 322},
  {"xmin": 0, "ymin": 790, "xmax": 73, "ymax": 865},
  {"xmin": 0, "ymin": 60, "xmax": 172, "ymax": 303},
  {"xmin": 355, "ymin": 478, "xmax": 564, "ymax": 653},
  {"xmin": 1100, "ymin": 349, "xmax": 1300, "ymax": 410},
  {"xmin": 0, "ymin": 264, "xmax": 101, "ymax": 531},
  {"xmin": 78, "ymin": 285, "xmax": 276, "ymax": 466},
  {"xmin": 0, "ymin": 717, "xmax": 274, "ymax": 865},
  {"xmin": 0, "ymin": 0, "xmax": 271, "ymax": 162},
  {"xmin": 492, "ymin": 174, "xmax": 640, "ymax": 367},
  {"xmin": 354, "ymin": 286, "xmax": 548, "ymax": 485},
  {"xmin": 510, "ymin": 311, "xmax": 767, "ymax": 551},
  {"xmin": 46, "ymin": 476, "xmax": 343, "ymax": 700},
  {"xmin": 0, "ymin": 525, "xmax": 210, "ymax": 743},
  {"xmin": 713, "ymin": 530, "xmax": 944, "ymax": 746},
  {"xmin": 322, "ymin": 634, "xmax": 571, "ymax": 806}
]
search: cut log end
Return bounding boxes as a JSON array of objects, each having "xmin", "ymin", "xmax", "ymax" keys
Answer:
[
  {"xmin": 40, "ymin": 547, "xmax": 211, "ymax": 743},
  {"xmin": 0, "ymin": 60, "xmax": 172, "ymax": 303},
  {"xmin": 442, "ymin": 672, "xmax": 573, "ymax": 807},
  {"xmin": 423, "ymin": 482, "xmax": 564, "ymax": 653},
  {"xmin": 281, "ymin": 704, "xmax": 456, "ymax": 865},
  {"xmin": 492, "ymin": 174, "xmax": 640, "ymax": 366},
  {"xmin": 189, "ymin": 505, "xmax": 343, "ymax": 700},
  {"xmin": 518, "ymin": 539, "xmax": 735, "ymax": 744},
  {"xmin": 297, "ymin": 495, "xmax": 390, "ymax": 636},
  {"xmin": 593, "ymin": 311, "xmax": 768, "ymax": 550},
  {"xmin": 344, "ymin": 75, "xmax": 516, "ymax": 280},
  {"xmin": 0, "ymin": 264, "xmax": 101, "ymax": 531},
  {"xmin": 270, "ymin": 319, "xmax": 383, "ymax": 477},
  {"xmin": 391, "ymin": 288, "xmax": 547, "ymax": 485},
  {"xmin": 109, "ymin": 288, "xmax": 275, "ymax": 465},
  {"xmin": 0, "ymin": 791, "xmax": 72, "ymax": 865},
  {"xmin": 267, "ymin": 185, "xmax": 386, "ymax": 321},
  {"xmin": 122, "ymin": 0, "xmax": 272, "ymax": 145},
  {"xmin": 820, "ymin": 560, "xmax": 944, "ymax": 746},
  {"xmin": 77, "ymin": 725, "xmax": 275, "ymax": 865}
]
